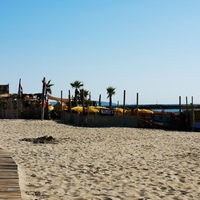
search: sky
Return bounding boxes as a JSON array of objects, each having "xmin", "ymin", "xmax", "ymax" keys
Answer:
[{"xmin": 0, "ymin": 0, "xmax": 200, "ymax": 105}]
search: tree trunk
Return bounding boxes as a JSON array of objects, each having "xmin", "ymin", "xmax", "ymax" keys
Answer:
[
  {"xmin": 109, "ymin": 96, "xmax": 112, "ymax": 109},
  {"xmin": 75, "ymin": 89, "xmax": 78, "ymax": 106}
]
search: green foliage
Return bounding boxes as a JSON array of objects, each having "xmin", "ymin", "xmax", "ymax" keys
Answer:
[
  {"xmin": 106, "ymin": 86, "xmax": 116, "ymax": 109},
  {"xmin": 70, "ymin": 80, "xmax": 84, "ymax": 106},
  {"xmin": 46, "ymin": 80, "xmax": 54, "ymax": 95},
  {"xmin": 106, "ymin": 86, "xmax": 116, "ymax": 98}
]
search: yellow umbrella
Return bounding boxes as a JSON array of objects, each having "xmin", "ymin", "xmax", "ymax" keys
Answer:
[
  {"xmin": 48, "ymin": 105, "xmax": 54, "ymax": 111},
  {"xmin": 114, "ymin": 107, "xmax": 126, "ymax": 114},
  {"xmin": 71, "ymin": 106, "xmax": 99, "ymax": 113},
  {"xmin": 135, "ymin": 109, "xmax": 154, "ymax": 114},
  {"xmin": 71, "ymin": 106, "xmax": 83, "ymax": 113},
  {"xmin": 94, "ymin": 106, "xmax": 109, "ymax": 110},
  {"xmin": 85, "ymin": 106, "xmax": 99, "ymax": 113}
]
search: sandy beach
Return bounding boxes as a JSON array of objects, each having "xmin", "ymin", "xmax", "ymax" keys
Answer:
[{"xmin": 0, "ymin": 119, "xmax": 200, "ymax": 200}]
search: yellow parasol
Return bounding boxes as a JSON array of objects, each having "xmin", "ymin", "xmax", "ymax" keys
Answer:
[
  {"xmin": 71, "ymin": 106, "xmax": 83, "ymax": 113},
  {"xmin": 114, "ymin": 107, "xmax": 126, "ymax": 114},
  {"xmin": 94, "ymin": 106, "xmax": 109, "ymax": 110},
  {"xmin": 71, "ymin": 106, "xmax": 99, "ymax": 113},
  {"xmin": 48, "ymin": 105, "xmax": 54, "ymax": 111},
  {"xmin": 135, "ymin": 109, "xmax": 154, "ymax": 114}
]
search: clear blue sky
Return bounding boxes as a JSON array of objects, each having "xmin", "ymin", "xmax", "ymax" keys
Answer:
[{"xmin": 1, "ymin": 0, "xmax": 200, "ymax": 104}]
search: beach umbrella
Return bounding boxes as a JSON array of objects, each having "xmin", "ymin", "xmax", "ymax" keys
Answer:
[
  {"xmin": 85, "ymin": 106, "xmax": 99, "ymax": 113},
  {"xmin": 94, "ymin": 106, "xmax": 109, "ymax": 110},
  {"xmin": 136, "ymin": 109, "xmax": 154, "ymax": 114},
  {"xmin": 48, "ymin": 104, "xmax": 54, "ymax": 111},
  {"xmin": 114, "ymin": 107, "xmax": 126, "ymax": 114},
  {"xmin": 71, "ymin": 106, "xmax": 99, "ymax": 113},
  {"xmin": 71, "ymin": 106, "xmax": 83, "ymax": 113}
]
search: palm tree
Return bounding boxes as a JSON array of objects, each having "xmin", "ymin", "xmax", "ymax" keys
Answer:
[
  {"xmin": 106, "ymin": 86, "xmax": 116, "ymax": 109},
  {"xmin": 79, "ymin": 89, "xmax": 89, "ymax": 102},
  {"xmin": 70, "ymin": 80, "xmax": 84, "ymax": 106},
  {"xmin": 46, "ymin": 80, "xmax": 54, "ymax": 95},
  {"xmin": 41, "ymin": 78, "xmax": 54, "ymax": 120}
]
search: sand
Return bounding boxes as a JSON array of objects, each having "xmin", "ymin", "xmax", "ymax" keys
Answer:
[{"xmin": 0, "ymin": 119, "xmax": 200, "ymax": 200}]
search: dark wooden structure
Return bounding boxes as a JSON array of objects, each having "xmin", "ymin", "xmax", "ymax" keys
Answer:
[
  {"xmin": 0, "ymin": 94, "xmax": 42, "ymax": 119},
  {"xmin": 0, "ymin": 84, "xmax": 9, "ymax": 94}
]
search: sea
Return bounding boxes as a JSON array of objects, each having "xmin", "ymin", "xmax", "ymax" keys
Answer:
[{"xmin": 152, "ymin": 109, "xmax": 180, "ymax": 113}]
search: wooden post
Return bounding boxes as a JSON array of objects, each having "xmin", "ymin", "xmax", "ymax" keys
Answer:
[
  {"xmin": 68, "ymin": 90, "xmax": 71, "ymax": 113},
  {"xmin": 186, "ymin": 96, "xmax": 189, "ymax": 131},
  {"xmin": 136, "ymin": 93, "xmax": 139, "ymax": 114},
  {"xmin": 136, "ymin": 93, "xmax": 139, "ymax": 127},
  {"xmin": 123, "ymin": 90, "xmax": 126, "ymax": 115},
  {"xmin": 82, "ymin": 90, "xmax": 85, "ymax": 127},
  {"xmin": 0, "ymin": 97, "xmax": 2, "ymax": 118},
  {"xmin": 191, "ymin": 96, "xmax": 194, "ymax": 131},
  {"xmin": 186, "ymin": 96, "xmax": 188, "ymax": 113},
  {"xmin": 99, "ymin": 94, "xmax": 101, "ymax": 106},
  {"xmin": 60, "ymin": 90, "xmax": 63, "ymax": 111},
  {"xmin": 41, "ymin": 77, "xmax": 46, "ymax": 120},
  {"xmin": 179, "ymin": 96, "xmax": 181, "ymax": 114}
]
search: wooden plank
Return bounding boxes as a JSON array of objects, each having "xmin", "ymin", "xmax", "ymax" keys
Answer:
[{"xmin": 0, "ymin": 148, "xmax": 22, "ymax": 200}]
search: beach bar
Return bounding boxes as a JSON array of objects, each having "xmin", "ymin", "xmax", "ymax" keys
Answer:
[{"xmin": 1, "ymin": 84, "xmax": 200, "ymax": 131}]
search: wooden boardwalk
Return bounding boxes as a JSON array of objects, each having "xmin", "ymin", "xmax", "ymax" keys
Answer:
[{"xmin": 0, "ymin": 148, "xmax": 22, "ymax": 200}]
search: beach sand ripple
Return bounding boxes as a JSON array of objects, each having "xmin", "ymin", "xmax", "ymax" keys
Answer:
[{"xmin": 0, "ymin": 119, "xmax": 200, "ymax": 200}]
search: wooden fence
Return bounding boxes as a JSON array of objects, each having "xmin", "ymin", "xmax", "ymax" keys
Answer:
[{"xmin": 61, "ymin": 111, "xmax": 138, "ymax": 127}]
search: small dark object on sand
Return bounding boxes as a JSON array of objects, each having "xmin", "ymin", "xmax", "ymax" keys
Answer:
[{"xmin": 20, "ymin": 136, "xmax": 56, "ymax": 144}]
